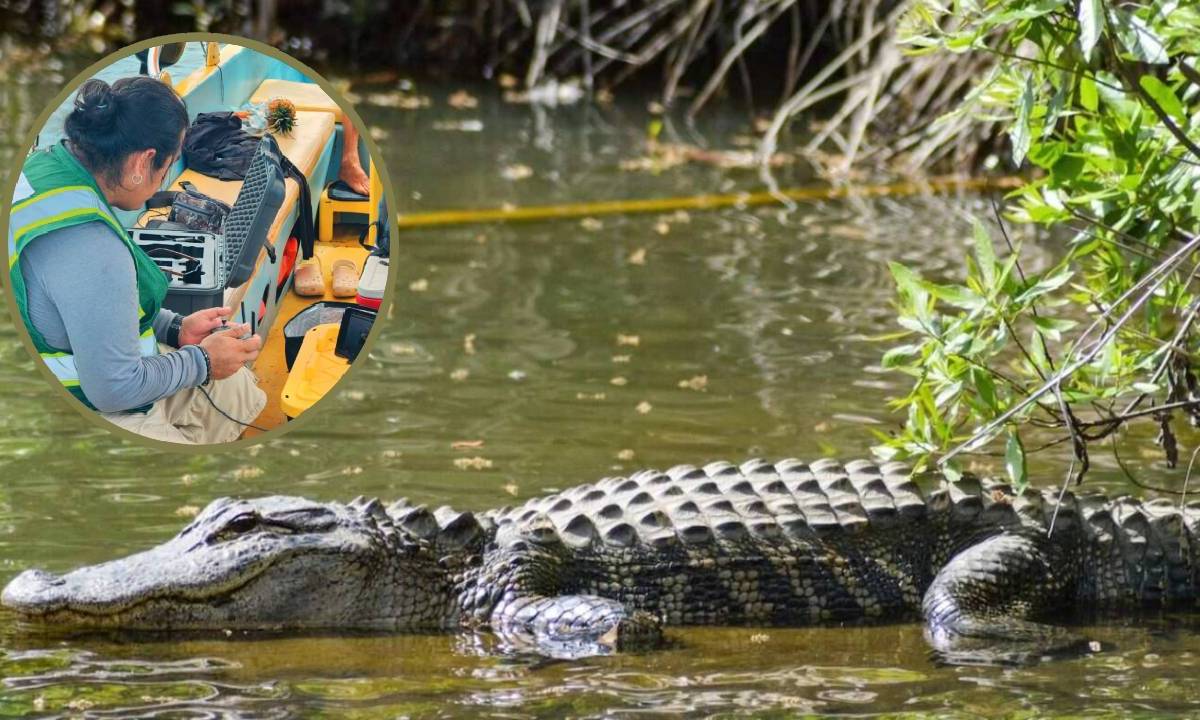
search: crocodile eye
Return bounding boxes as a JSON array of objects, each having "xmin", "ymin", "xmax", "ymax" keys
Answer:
[
  {"xmin": 226, "ymin": 513, "xmax": 259, "ymax": 534},
  {"xmin": 210, "ymin": 512, "xmax": 261, "ymax": 542}
]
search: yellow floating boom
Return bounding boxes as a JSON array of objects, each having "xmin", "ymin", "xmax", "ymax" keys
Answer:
[{"xmin": 396, "ymin": 175, "xmax": 1023, "ymax": 229}]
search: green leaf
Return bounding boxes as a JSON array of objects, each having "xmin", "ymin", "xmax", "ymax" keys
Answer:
[
  {"xmin": 1016, "ymin": 267, "xmax": 1073, "ymax": 304},
  {"xmin": 1138, "ymin": 75, "xmax": 1187, "ymax": 125},
  {"xmin": 972, "ymin": 367, "xmax": 997, "ymax": 411},
  {"xmin": 1079, "ymin": 75, "xmax": 1098, "ymax": 111},
  {"xmin": 941, "ymin": 461, "xmax": 963, "ymax": 484},
  {"xmin": 972, "ymin": 219, "xmax": 997, "ymax": 290},
  {"xmin": 889, "ymin": 262, "xmax": 922, "ymax": 299},
  {"xmin": 1005, "ymin": 430, "xmax": 1028, "ymax": 490},
  {"xmin": 1012, "ymin": 75, "xmax": 1035, "ymax": 165},
  {"xmin": 1078, "ymin": 0, "xmax": 1104, "ymax": 60},
  {"xmin": 882, "ymin": 344, "xmax": 922, "ymax": 368},
  {"xmin": 1113, "ymin": 10, "xmax": 1168, "ymax": 63},
  {"xmin": 927, "ymin": 282, "xmax": 986, "ymax": 310}
]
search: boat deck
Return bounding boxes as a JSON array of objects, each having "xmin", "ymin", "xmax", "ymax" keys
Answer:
[{"xmin": 245, "ymin": 223, "xmax": 368, "ymax": 435}]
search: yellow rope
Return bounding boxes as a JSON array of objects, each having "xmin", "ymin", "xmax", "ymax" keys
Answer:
[{"xmin": 396, "ymin": 175, "xmax": 1023, "ymax": 229}]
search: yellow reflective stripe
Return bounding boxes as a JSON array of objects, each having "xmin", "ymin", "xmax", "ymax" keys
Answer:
[
  {"xmin": 42, "ymin": 355, "xmax": 81, "ymax": 383},
  {"xmin": 14, "ymin": 207, "xmax": 102, "ymax": 242},
  {"xmin": 10, "ymin": 185, "xmax": 93, "ymax": 214},
  {"xmin": 8, "ymin": 187, "xmax": 117, "ymax": 266}
]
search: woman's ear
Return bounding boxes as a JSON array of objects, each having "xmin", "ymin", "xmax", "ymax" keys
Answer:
[{"xmin": 127, "ymin": 148, "xmax": 157, "ymax": 185}]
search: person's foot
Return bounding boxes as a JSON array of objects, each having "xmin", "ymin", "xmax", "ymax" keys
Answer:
[{"xmin": 339, "ymin": 160, "xmax": 370, "ymax": 196}]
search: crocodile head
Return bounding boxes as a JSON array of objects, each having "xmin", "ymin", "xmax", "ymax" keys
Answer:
[{"xmin": 1, "ymin": 496, "xmax": 463, "ymax": 632}]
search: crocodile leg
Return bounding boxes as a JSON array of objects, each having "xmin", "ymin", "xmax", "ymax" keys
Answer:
[
  {"xmin": 921, "ymin": 532, "xmax": 1093, "ymax": 666},
  {"xmin": 490, "ymin": 594, "xmax": 663, "ymax": 658}
]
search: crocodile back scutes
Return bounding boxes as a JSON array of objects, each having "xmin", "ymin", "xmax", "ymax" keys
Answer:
[{"xmin": 488, "ymin": 458, "xmax": 1007, "ymax": 551}]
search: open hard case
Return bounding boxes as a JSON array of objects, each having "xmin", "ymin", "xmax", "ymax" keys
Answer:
[{"xmin": 131, "ymin": 136, "xmax": 286, "ymax": 315}]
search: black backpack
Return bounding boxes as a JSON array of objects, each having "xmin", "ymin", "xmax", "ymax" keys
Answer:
[{"xmin": 182, "ymin": 112, "xmax": 315, "ymax": 259}]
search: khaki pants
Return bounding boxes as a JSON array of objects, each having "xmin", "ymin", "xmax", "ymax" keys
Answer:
[{"xmin": 102, "ymin": 365, "xmax": 267, "ymax": 445}]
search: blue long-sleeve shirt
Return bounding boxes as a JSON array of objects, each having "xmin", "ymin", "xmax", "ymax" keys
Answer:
[{"xmin": 19, "ymin": 220, "xmax": 208, "ymax": 412}]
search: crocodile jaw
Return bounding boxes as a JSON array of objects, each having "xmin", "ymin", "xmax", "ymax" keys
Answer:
[{"xmin": 1, "ymin": 496, "xmax": 412, "ymax": 631}]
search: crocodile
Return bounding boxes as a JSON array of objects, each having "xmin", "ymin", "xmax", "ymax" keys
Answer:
[{"xmin": 4, "ymin": 457, "xmax": 1197, "ymax": 664}]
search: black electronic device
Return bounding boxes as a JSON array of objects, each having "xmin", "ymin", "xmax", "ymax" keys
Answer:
[
  {"xmin": 131, "ymin": 135, "xmax": 286, "ymax": 315},
  {"xmin": 334, "ymin": 305, "xmax": 376, "ymax": 362}
]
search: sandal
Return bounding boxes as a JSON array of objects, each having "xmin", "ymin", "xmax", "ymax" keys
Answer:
[
  {"xmin": 331, "ymin": 258, "xmax": 359, "ymax": 297},
  {"xmin": 293, "ymin": 256, "xmax": 325, "ymax": 297}
]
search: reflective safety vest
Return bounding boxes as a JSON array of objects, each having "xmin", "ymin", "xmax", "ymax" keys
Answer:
[{"xmin": 7, "ymin": 142, "xmax": 168, "ymax": 412}]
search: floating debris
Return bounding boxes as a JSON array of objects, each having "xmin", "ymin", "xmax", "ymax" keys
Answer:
[
  {"xmin": 502, "ymin": 164, "xmax": 533, "ymax": 181},
  {"xmin": 432, "ymin": 119, "xmax": 484, "ymax": 132},
  {"xmin": 617, "ymin": 449, "xmax": 635, "ymax": 461},
  {"xmin": 233, "ymin": 466, "xmax": 264, "ymax": 480},
  {"xmin": 409, "ymin": 278, "xmax": 429, "ymax": 292},
  {"xmin": 341, "ymin": 466, "xmax": 364, "ymax": 476},
  {"xmin": 654, "ymin": 221, "xmax": 671, "ymax": 235},
  {"xmin": 504, "ymin": 78, "xmax": 583, "ymax": 106},
  {"xmin": 678, "ymin": 375, "xmax": 708, "ymax": 391},
  {"xmin": 612, "ymin": 355, "xmax": 631, "ymax": 363},
  {"xmin": 577, "ymin": 392, "xmax": 607, "ymax": 401},
  {"xmin": 369, "ymin": 126, "xmax": 390, "ymax": 141},
  {"xmin": 454, "ymin": 456, "xmax": 493, "ymax": 470},
  {"xmin": 450, "ymin": 369, "xmax": 470, "ymax": 381},
  {"xmin": 448, "ymin": 90, "xmax": 479, "ymax": 109},
  {"xmin": 464, "ymin": 333, "xmax": 477, "ymax": 355},
  {"xmin": 341, "ymin": 389, "xmax": 366, "ymax": 401},
  {"xmin": 617, "ymin": 334, "xmax": 640, "ymax": 347},
  {"xmin": 628, "ymin": 248, "xmax": 647, "ymax": 265},
  {"xmin": 174, "ymin": 505, "xmax": 200, "ymax": 518},
  {"xmin": 610, "ymin": 376, "xmax": 628, "ymax": 386},
  {"xmin": 749, "ymin": 633, "xmax": 771, "ymax": 644},
  {"xmin": 636, "ymin": 401, "xmax": 653, "ymax": 414},
  {"xmin": 390, "ymin": 343, "xmax": 418, "ymax": 355},
  {"xmin": 366, "ymin": 91, "xmax": 431, "ymax": 109},
  {"xmin": 620, "ymin": 141, "xmax": 792, "ymax": 173},
  {"xmin": 452, "ymin": 440, "xmax": 484, "ymax": 450},
  {"xmin": 580, "ymin": 217, "xmax": 604, "ymax": 231},
  {"xmin": 180, "ymin": 473, "xmax": 197, "ymax": 485},
  {"xmin": 508, "ymin": 370, "xmax": 527, "ymax": 381},
  {"xmin": 503, "ymin": 481, "xmax": 519, "ymax": 496},
  {"xmin": 381, "ymin": 449, "xmax": 402, "ymax": 459}
]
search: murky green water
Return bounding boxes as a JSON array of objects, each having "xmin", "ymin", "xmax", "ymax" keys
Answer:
[{"xmin": 3, "ymin": 45, "xmax": 1200, "ymax": 718}]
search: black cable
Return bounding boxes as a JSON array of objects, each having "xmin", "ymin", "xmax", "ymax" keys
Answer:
[{"xmin": 197, "ymin": 382, "xmax": 271, "ymax": 433}]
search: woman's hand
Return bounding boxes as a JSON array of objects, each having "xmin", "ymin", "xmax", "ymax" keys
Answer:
[
  {"xmin": 179, "ymin": 306, "xmax": 233, "ymax": 346},
  {"xmin": 199, "ymin": 323, "xmax": 262, "ymax": 380}
]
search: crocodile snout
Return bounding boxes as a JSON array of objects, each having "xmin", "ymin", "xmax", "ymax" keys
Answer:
[{"xmin": 2, "ymin": 569, "xmax": 66, "ymax": 614}]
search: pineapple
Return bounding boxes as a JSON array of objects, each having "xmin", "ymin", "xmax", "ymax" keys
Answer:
[{"xmin": 266, "ymin": 98, "xmax": 298, "ymax": 136}]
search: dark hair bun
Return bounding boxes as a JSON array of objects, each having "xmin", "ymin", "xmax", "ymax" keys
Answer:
[
  {"xmin": 63, "ymin": 74, "xmax": 188, "ymax": 185},
  {"xmin": 71, "ymin": 79, "xmax": 118, "ymax": 130}
]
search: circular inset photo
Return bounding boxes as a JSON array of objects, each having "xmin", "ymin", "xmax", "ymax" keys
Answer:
[{"xmin": 2, "ymin": 36, "xmax": 394, "ymax": 446}]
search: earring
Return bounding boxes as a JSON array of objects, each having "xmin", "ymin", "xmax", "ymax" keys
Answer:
[{"xmin": 132, "ymin": 173, "xmax": 144, "ymax": 185}]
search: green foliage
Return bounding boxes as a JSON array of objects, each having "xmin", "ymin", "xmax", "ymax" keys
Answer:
[{"xmin": 883, "ymin": 0, "xmax": 1200, "ymax": 491}]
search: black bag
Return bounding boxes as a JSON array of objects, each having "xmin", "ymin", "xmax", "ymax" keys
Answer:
[
  {"xmin": 146, "ymin": 180, "xmax": 230, "ymax": 234},
  {"xmin": 182, "ymin": 112, "xmax": 261, "ymax": 181},
  {"xmin": 181, "ymin": 111, "xmax": 316, "ymax": 260}
]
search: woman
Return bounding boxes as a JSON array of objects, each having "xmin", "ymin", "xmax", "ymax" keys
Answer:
[{"xmin": 8, "ymin": 76, "xmax": 266, "ymax": 444}]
